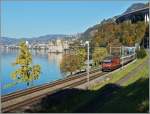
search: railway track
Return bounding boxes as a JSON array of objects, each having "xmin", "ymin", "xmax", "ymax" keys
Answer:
[
  {"xmin": 2, "ymin": 57, "xmax": 136, "ymax": 112},
  {"xmin": 2, "ymin": 69, "xmax": 104, "ymax": 112},
  {"xmin": 2, "ymin": 54, "xmax": 136, "ymax": 112},
  {"xmin": 66, "ymin": 71, "xmax": 107, "ymax": 88},
  {"xmin": 2, "ymin": 69, "xmax": 100, "ymax": 102}
]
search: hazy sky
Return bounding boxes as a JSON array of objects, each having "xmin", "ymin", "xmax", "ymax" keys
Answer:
[{"xmin": 1, "ymin": 0, "xmax": 148, "ymax": 38}]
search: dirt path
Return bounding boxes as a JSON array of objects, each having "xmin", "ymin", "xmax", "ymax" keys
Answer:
[{"xmin": 116, "ymin": 58, "xmax": 148, "ymax": 85}]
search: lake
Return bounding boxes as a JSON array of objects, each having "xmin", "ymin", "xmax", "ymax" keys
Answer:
[{"xmin": 1, "ymin": 49, "xmax": 66, "ymax": 95}]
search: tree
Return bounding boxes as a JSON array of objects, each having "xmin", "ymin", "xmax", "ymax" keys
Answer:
[
  {"xmin": 118, "ymin": 21, "xmax": 147, "ymax": 46},
  {"xmin": 135, "ymin": 21, "xmax": 148, "ymax": 44},
  {"xmin": 91, "ymin": 22, "xmax": 118, "ymax": 49},
  {"xmin": 92, "ymin": 47, "xmax": 108, "ymax": 67},
  {"xmin": 103, "ymin": 22, "xmax": 117, "ymax": 44},
  {"xmin": 136, "ymin": 47, "xmax": 147, "ymax": 59},
  {"xmin": 11, "ymin": 41, "xmax": 41, "ymax": 86},
  {"xmin": 60, "ymin": 53, "xmax": 78, "ymax": 75},
  {"xmin": 60, "ymin": 47, "xmax": 86, "ymax": 75},
  {"xmin": 76, "ymin": 48, "xmax": 86, "ymax": 71}
]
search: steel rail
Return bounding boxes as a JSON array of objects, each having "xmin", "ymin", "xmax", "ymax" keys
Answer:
[
  {"xmin": 1, "ymin": 69, "xmax": 100, "ymax": 102},
  {"xmin": 2, "ymin": 71, "xmax": 105, "ymax": 113}
]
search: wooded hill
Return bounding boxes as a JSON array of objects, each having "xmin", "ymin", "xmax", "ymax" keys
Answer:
[{"xmin": 79, "ymin": 2, "xmax": 149, "ymax": 48}]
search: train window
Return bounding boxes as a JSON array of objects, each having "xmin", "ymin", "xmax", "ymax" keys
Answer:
[{"xmin": 103, "ymin": 60, "xmax": 111, "ymax": 63}]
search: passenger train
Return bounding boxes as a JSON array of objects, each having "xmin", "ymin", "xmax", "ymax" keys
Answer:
[{"xmin": 102, "ymin": 54, "xmax": 136, "ymax": 71}]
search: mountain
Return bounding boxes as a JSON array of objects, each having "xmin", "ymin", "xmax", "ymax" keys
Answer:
[
  {"xmin": 79, "ymin": 2, "xmax": 148, "ymax": 41},
  {"xmin": 1, "ymin": 2, "xmax": 148, "ymax": 45},
  {"xmin": 0, "ymin": 37, "xmax": 18, "ymax": 45},
  {"xmin": 24, "ymin": 34, "xmax": 73, "ymax": 44},
  {"xmin": 0, "ymin": 34, "xmax": 74, "ymax": 45},
  {"xmin": 80, "ymin": 16, "xmax": 118, "ymax": 41},
  {"xmin": 123, "ymin": 3, "xmax": 147, "ymax": 14}
]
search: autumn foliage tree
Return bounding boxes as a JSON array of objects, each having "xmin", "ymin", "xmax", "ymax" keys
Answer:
[
  {"xmin": 91, "ymin": 21, "xmax": 147, "ymax": 48},
  {"xmin": 117, "ymin": 21, "xmax": 147, "ymax": 46},
  {"xmin": 11, "ymin": 41, "xmax": 41, "ymax": 86},
  {"xmin": 76, "ymin": 48, "xmax": 86, "ymax": 71},
  {"xmin": 92, "ymin": 47, "xmax": 108, "ymax": 67},
  {"xmin": 60, "ymin": 48, "xmax": 86, "ymax": 75},
  {"xmin": 60, "ymin": 53, "xmax": 78, "ymax": 75}
]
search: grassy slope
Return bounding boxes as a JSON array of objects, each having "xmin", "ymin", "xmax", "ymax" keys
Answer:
[
  {"xmin": 30, "ymin": 56, "xmax": 149, "ymax": 113},
  {"xmin": 91, "ymin": 52, "xmax": 149, "ymax": 112},
  {"xmin": 97, "ymin": 62, "xmax": 149, "ymax": 113},
  {"xmin": 91, "ymin": 56, "xmax": 148, "ymax": 90},
  {"xmin": 74, "ymin": 56, "xmax": 149, "ymax": 113}
]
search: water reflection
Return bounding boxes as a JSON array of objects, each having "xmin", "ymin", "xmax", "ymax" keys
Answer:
[
  {"xmin": 32, "ymin": 49, "xmax": 48, "ymax": 57},
  {"xmin": 1, "ymin": 49, "xmax": 65, "ymax": 95},
  {"xmin": 47, "ymin": 53, "xmax": 62, "ymax": 65}
]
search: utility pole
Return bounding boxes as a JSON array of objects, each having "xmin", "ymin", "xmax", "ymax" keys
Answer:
[{"xmin": 85, "ymin": 41, "xmax": 90, "ymax": 88}]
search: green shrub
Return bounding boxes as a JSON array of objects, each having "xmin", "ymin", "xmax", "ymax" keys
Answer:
[{"xmin": 136, "ymin": 47, "xmax": 147, "ymax": 59}]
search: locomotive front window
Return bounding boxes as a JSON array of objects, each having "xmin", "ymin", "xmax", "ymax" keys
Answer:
[{"xmin": 103, "ymin": 60, "xmax": 112, "ymax": 63}]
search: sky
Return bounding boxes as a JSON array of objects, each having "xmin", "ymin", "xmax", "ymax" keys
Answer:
[{"xmin": 1, "ymin": 0, "xmax": 148, "ymax": 38}]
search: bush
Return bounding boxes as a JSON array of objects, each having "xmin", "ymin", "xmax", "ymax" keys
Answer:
[{"xmin": 136, "ymin": 47, "xmax": 147, "ymax": 59}]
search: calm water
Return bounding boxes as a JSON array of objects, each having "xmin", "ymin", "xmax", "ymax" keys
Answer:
[{"xmin": 1, "ymin": 49, "xmax": 65, "ymax": 95}]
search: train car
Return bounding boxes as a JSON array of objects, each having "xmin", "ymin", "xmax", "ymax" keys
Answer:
[
  {"xmin": 102, "ymin": 54, "xmax": 136, "ymax": 72},
  {"xmin": 121, "ymin": 54, "xmax": 136, "ymax": 65},
  {"xmin": 102, "ymin": 56, "xmax": 121, "ymax": 71}
]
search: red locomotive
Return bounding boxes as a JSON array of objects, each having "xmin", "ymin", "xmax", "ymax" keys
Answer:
[
  {"xmin": 102, "ymin": 54, "xmax": 135, "ymax": 71},
  {"xmin": 102, "ymin": 56, "xmax": 121, "ymax": 71}
]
